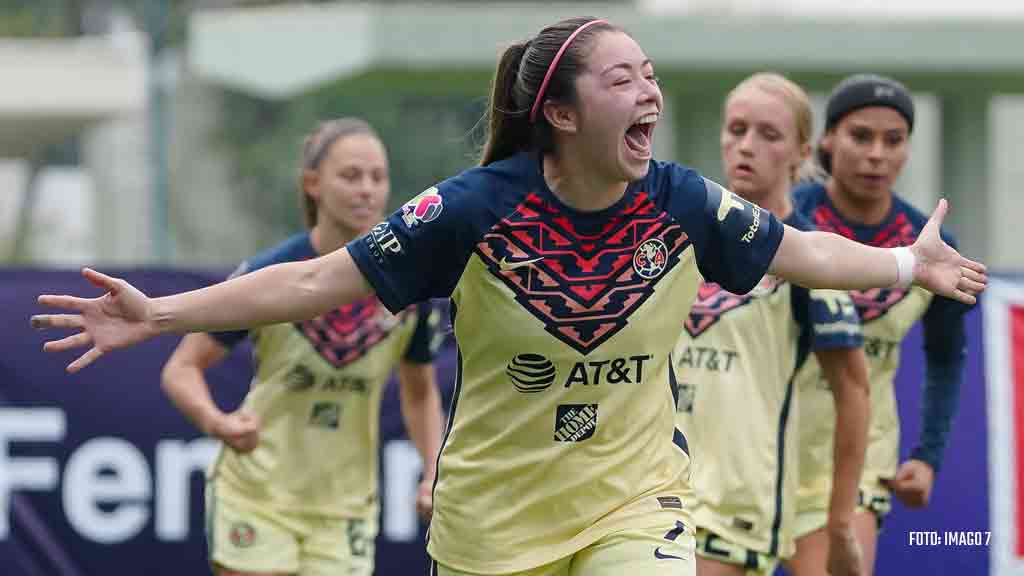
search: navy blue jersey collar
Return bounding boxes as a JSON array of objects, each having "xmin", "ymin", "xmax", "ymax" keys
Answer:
[
  {"xmin": 810, "ymin": 182, "xmax": 903, "ymax": 240},
  {"xmin": 528, "ymin": 151, "xmax": 642, "ymax": 220}
]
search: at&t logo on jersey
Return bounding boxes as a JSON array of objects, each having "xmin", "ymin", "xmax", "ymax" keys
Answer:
[
  {"xmin": 506, "ymin": 354, "xmax": 557, "ymax": 393},
  {"xmin": 283, "ymin": 364, "xmax": 369, "ymax": 393},
  {"xmin": 401, "ymin": 186, "xmax": 443, "ymax": 228},
  {"xmin": 633, "ymin": 238, "xmax": 668, "ymax": 279},
  {"xmin": 507, "ymin": 354, "xmax": 652, "ymax": 392}
]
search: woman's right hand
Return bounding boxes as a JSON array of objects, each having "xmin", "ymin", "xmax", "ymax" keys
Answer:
[
  {"xmin": 210, "ymin": 409, "xmax": 261, "ymax": 454},
  {"xmin": 31, "ymin": 268, "xmax": 158, "ymax": 373}
]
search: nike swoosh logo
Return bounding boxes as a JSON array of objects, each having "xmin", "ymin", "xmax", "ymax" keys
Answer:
[
  {"xmin": 498, "ymin": 256, "xmax": 544, "ymax": 270},
  {"xmin": 654, "ymin": 547, "xmax": 684, "ymax": 561}
]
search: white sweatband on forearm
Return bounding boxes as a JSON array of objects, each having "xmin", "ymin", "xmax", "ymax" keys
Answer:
[{"xmin": 890, "ymin": 246, "xmax": 916, "ymax": 288}]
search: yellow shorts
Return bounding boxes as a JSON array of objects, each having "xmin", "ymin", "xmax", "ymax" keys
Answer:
[
  {"xmin": 793, "ymin": 483, "xmax": 893, "ymax": 539},
  {"xmin": 432, "ymin": 516, "xmax": 696, "ymax": 576},
  {"xmin": 205, "ymin": 482, "xmax": 377, "ymax": 576},
  {"xmin": 694, "ymin": 527, "xmax": 777, "ymax": 576}
]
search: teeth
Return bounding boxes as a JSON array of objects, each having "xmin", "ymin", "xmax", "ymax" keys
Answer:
[{"xmin": 636, "ymin": 113, "xmax": 659, "ymax": 125}]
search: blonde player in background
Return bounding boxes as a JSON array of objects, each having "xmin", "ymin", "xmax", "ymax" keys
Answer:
[
  {"xmin": 788, "ymin": 75, "xmax": 973, "ymax": 576},
  {"xmin": 33, "ymin": 18, "xmax": 985, "ymax": 576},
  {"xmin": 160, "ymin": 118, "xmax": 444, "ymax": 576},
  {"xmin": 675, "ymin": 73, "xmax": 869, "ymax": 576}
]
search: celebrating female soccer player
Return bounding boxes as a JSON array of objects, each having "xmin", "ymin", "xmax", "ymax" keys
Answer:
[
  {"xmin": 34, "ymin": 19, "xmax": 984, "ymax": 576},
  {"xmin": 787, "ymin": 74, "xmax": 972, "ymax": 576},
  {"xmin": 160, "ymin": 118, "xmax": 444, "ymax": 576},
  {"xmin": 674, "ymin": 73, "xmax": 870, "ymax": 576}
]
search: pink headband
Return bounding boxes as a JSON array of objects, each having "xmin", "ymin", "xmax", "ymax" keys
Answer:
[{"xmin": 528, "ymin": 19, "xmax": 607, "ymax": 123}]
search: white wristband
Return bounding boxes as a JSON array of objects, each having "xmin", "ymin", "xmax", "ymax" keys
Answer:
[{"xmin": 890, "ymin": 246, "xmax": 916, "ymax": 288}]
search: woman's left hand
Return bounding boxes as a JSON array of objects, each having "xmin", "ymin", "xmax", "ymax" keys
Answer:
[{"xmin": 910, "ymin": 199, "xmax": 987, "ymax": 305}]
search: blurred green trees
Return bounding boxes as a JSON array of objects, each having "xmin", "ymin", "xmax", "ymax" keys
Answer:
[{"xmin": 217, "ymin": 85, "xmax": 488, "ymax": 234}]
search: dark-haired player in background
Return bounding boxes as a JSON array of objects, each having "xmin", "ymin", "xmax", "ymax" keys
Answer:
[{"xmin": 789, "ymin": 75, "xmax": 973, "ymax": 576}]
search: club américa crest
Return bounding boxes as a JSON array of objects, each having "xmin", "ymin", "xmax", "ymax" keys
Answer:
[
  {"xmin": 229, "ymin": 522, "xmax": 256, "ymax": 548},
  {"xmin": 633, "ymin": 238, "xmax": 668, "ymax": 280}
]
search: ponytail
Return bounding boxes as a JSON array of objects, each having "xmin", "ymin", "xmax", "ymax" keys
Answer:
[
  {"xmin": 480, "ymin": 41, "xmax": 531, "ymax": 166},
  {"xmin": 478, "ymin": 17, "xmax": 617, "ymax": 167}
]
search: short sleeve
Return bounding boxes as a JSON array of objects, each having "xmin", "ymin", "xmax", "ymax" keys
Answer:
[
  {"xmin": 783, "ymin": 212, "xmax": 862, "ymax": 351},
  {"xmin": 692, "ymin": 177, "xmax": 784, "ymax": 294},
  {"xmin": 347, "ymin": 173, "xmax": 480, "ymax": 314},
  {"xmin": 804, "ymin": 288, "xmax": 863, "ymax": 350},
  {"xmin": 402, "ymin": 301, "xmax": 444, "ymax": 364}
]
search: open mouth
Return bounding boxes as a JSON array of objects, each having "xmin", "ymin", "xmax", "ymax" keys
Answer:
[
  {"xmin": 858, "ymin": 174, "xmax": 886, "ymax": 186},
  {"xmin": 624, "ymin": 113, "xmax": 658, "ymax": 159},
  {"xmin": 734, "ymin": 162, "xmax": 755, "ymax": 177}
]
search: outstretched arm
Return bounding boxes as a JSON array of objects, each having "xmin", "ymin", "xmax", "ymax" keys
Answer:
[
  {"xmin": 33, "ymin": 246, "xmax": 372, "ymax": 372},
  {"xmin": 150, "ymin": 247, "xmax": 371, "ymax": 332},
  {"xmin": 768, "ymin": 200, "xmax": 985, "ymax": 304}
]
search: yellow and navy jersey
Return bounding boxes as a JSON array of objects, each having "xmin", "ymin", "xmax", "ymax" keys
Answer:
[
  {"xmin": 207, "ymin": 233, "xmax": 441, "ymax": 518},
  {"xmin": 674, "ymin": 211, "xmax": 861, "ymax": 558},
  {"xmin": 792, "ymin": 183, "xmax": 970, "ymax": 511},
  {"xmin": 347, "ymin": 151, "xmax": 785, "ymax": 573}
]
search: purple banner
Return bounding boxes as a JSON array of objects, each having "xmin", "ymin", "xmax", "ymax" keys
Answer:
[
  {"xmin": 0, "ymin": 270, "xmax": 989, "ymax": 575},
  {"xmin": 877, "ymin": 306, "xmax": 989, "ymax": 573}
]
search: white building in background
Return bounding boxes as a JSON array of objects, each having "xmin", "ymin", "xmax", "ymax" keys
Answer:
[
  {"xmin": 186, "ymin": 1, "xmax": 1024, "ymax": 270},
  {"xmin": 0, "ymin": 18, "xmax": 145, "ymax": 266},
  {"xmin": 640, "ymin": 0, "xmax": 1024, "ymax": 18},
  {"xmin": 0, "ymin": 1, "xmax": 1021, "ymax": 270}
]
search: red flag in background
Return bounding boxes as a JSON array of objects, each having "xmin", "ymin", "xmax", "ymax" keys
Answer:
[{"xmin": 1013, "ymin": 306, "xmax": 1024, "ymax": 557}]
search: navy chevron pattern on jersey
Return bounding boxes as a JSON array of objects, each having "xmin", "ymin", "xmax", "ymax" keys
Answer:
[{"xmin": 475, "ymin": 191, "xmax": 690, "ymax": 354}]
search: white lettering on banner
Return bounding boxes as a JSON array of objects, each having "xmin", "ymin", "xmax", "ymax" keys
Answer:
[
  {"xmin": 64, "ymin": 438, "xmax": 152, "ymax": 543},
  {"xmin": 0, "ymin": 407, "xmax": 218, "ymax": 543},
  {"xmin": 1, "ymin": 408, "xmax": 426, "ymax": 545},
  {"xmin": 0, "ymin": 408, "xmax": 65, "ymax": 539},
  {"xmin": 383, "ymin": 439, "xmax": 423, "ymax": 542},
  {"xmin": 156, "ymin": 439, "xmax": 219, "ymax": 540}
]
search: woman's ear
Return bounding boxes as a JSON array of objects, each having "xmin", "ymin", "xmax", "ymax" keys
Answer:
[
  {"xmin": 302, "ymin": 169, "xmax": 321, "ymax": 202},
  {"xmin": 792, "ymin": 140, "xmax": 813, "ymax": 175},
  {"xmin": 543, "ymin": 101, "xmax": 579, "ymax": 135},
  {"xmin": 799, "ymin": 140, "xmax": 813, "ymax": 162}
]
